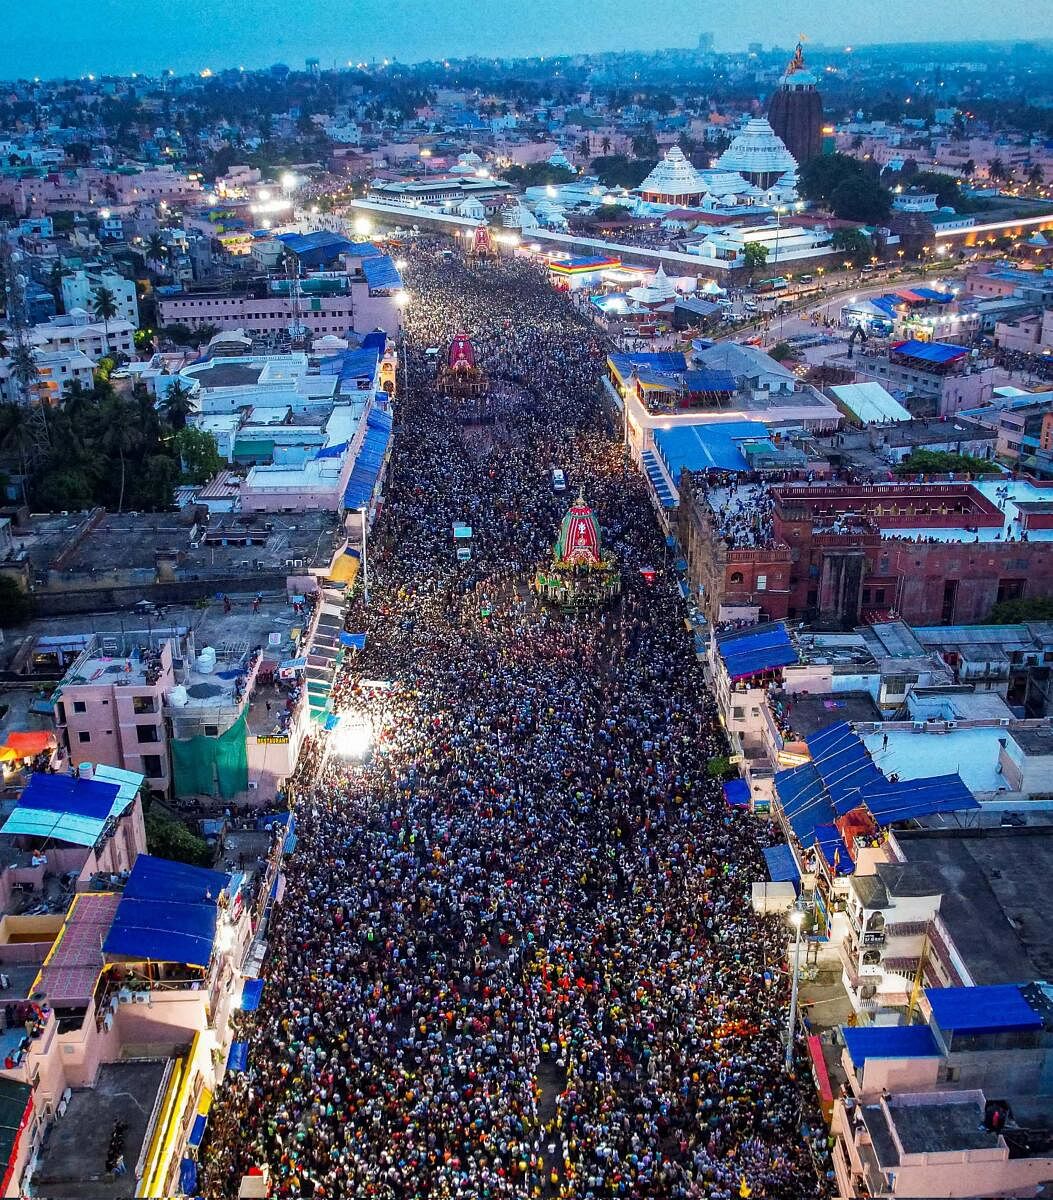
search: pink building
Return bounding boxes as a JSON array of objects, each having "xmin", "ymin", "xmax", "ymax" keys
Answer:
[
  {"xmin": 157, "ymin": 283, "xmax": 401, "ymax": 339},
  {"xmin": 53, "ymin": 638, "xmax": 174, "ymax": 793}
]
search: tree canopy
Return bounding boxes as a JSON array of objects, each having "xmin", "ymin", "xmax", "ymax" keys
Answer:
[
  {"xmin": 800, "ymin": 153, "xmax": 892, "ymax": 224},
  {"xmin": 589, "ymin": 155, "xmax": 653, "ymax": 190}
]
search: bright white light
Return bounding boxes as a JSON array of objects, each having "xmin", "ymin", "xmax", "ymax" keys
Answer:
[
  {"xmin": 393, "ymin": 290, "xmax": 410, "ymax": 308},
  {"xmin": 354, "ymin": 217, "xmax": 373, "ymax": 236},
  {"xmin": 259, "ymin": 188, "xmax": 272, "ymax": 202},
  {"xmin": 333, "ymin": 715, "xmax": 373, "ymax": 759},
  {"xmin": 789, "ymin": 907, "xmax": 805, "ymax": 930},
  {"xmin": 394, "ymin": 257, "xmax": 408, "ymax": 269},
  {"xmin": 281, "ymin": 172, "xmax": 297, "ymax": 190},
  {"xmin": 215, "ymin": 923, "xmax": 234, "ymax": 953},
  {"xmin": 100, "ymin": 208, "xmax": 111, "ymax": 220},
  {"xmin": 261, "ymin": 218, "xmax": 271, "ymax": 229},
  {"xmin": 311, "ymin": 204, "xmax": 320, "ymax": 214}
]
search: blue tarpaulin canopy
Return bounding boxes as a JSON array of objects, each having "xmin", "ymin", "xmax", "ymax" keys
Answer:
[
  {"xmin": 654, "ymin": 420, "xmax": 771, "ymax": 476},
  {"xmin": 340, "ymin": 632, "xmax": 367, "ymax": 650},
  {"xmin": 893, "ymin": 339, "xmax": 968, "ymax": 365},
  {"xmin": 179, "ymin": 1158, "xmax": 198, "ymax": 1195},
  {"xmin": 317, "ymin": 347, "xmax": 380, "ymax": 391},
  {"xmin": 774, "ymin": 761, "xmax": 834, "ymax": 846},
  {"xmin": 762, "ymin": 844, "xmax": 800, "ymax": 883},
  {"xmin": 717, "ymin": 622, "xmax": 799, "ymax": 679},
  {"xmin": 0, "ymin": 771, "xmax": 130, "ymax": 847},
  {"xmin": 926, "ymin": 985, "xmax": 1043, "ymax": 1035},
  {"xmin": 682, "ymin": 368, "xmax": 737, "ymax": 393},
  {"xmin": 343, "ymin": 419, "xmax": 392, "ymax": 510},
  {"xmin": 241, "ymin": 979, "xmax": 264, "ymax": 1011},
  {"xmin": 813, "ymin": 823, "xmax": 854, "ymax": 875},
  {"xmin": 361, "ymin": 330, "xmax": 387, "ymax": 352},
  {"xmin": 723, "ymin": 778, "xmax": 750, "ymax": 808},
  {"xmin": 227, "ymin": 1041, "xmax": 249, "ymax": 1072},
  {"xmin": 103, "ymin": 856, "xmax": 230, "ymax": 966},
  {"xmin": 362, "ymin": 254, "xmax": 403, "ymax": 292},
  {"xmin": 865, "ymin": 774, "xmax": 978, "ymax": 823},
  {"xmin": 842, "ymin": 1024, "xmax": 942, "ymax": 1067}
]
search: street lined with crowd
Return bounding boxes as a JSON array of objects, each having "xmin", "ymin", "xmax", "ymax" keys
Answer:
[{"xmin": 200, "ymin": 245, "xmax": 831, "ymax": 1200}]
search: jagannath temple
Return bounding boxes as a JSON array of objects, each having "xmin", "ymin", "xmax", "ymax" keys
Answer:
[
  {"xmin": 534, "ymin": 490, "xmax": 622, "ymax": 610},
  {"xmin": 436, "ymin": 332, "xmax": 488, "ymax": 398}
]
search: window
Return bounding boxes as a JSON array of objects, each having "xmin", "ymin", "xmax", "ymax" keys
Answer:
[
  {"xmin": 133, "ymin": 696, "xmax": 156, "ymax": 715},
  {"xmin": 756, "ymin": 575, "xmax": 767, "ymax": 591},
  {"xmin": 77, "ymin": 731, "xmax": 91, "ymax": 744},
  {"xmin": 732, "ymin": 706, "xmax": 745, "ymax": 720},
  {"xmin": 729, "ymin": 571, "xmax": 744, "ymax": 585},
  {"xmin": 73, "ymin": 700, "xmax": 87, "ymax": 714},
  {"xmin": 142, "ymin": 754, "xmax": 163, "ymax": 778},
  {"xmin": 136, "ymin": 724, "xmax": 159, "ymax": 744},
  {"xmin": 203, "ymin": 724, "xmax": 219, "ymax": 738}
]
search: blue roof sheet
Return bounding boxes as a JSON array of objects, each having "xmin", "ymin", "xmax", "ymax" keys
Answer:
[
  {"xmin": 927, "ymin": 985, "xmax": 1043, "ymax": 1035},
  {"xmin": 362, "ymin": 254, "xmax": 403, "ymax": 292},
  {"xmin": 275, "ymin": 230, "xmax": 354, "ymax": 256},
  {"xmin": 318, "ymin": 347, "xmax": 379, "ymax": 391},
  {"xmin": 762, "ymin": 844, "xmax": 800, "ymax": 883},
  {"xmin": 361, "ymin": 330, "xmax": 387, "ymax": 352},
  {"xmin": 814, "ymin": 823, "xmax": 854, "ymax": 875},
  {"xmin": 241, "ymin": 979, "xmax": 264, "ymax": 1011},
  {"xmin": 343, "ymin": 423, "xmax": 392, "ymax": 510},
  {"xmin": 723, "ymin": 777, "xmax": 750, "ymax": 807},
  {"xmin": 346, "ymin": 242, "xmax": 384, "ymax": 258},
  {"xmin": 717, "ymin": 622, "xmax": 799, "ymax": 679},
  {"xmin": 654, "ymin": 420, "xmax": 770, "ymax": 476},
  {"xmin": 912, "ymin": 287, "xmax": 955, "ymax": 303},
  {"xmin": 0, "ymin": 771, "xmax": 132, "ymax": 847},
  {"xmin": 103, "ymin": 855, "xmax": 230, "ymax": 966},
  {"xmin": 842, "ymin": 1024, "xmax": 942, "ymax": 1067},
  {"xmin": 683, "ymin": 368, "xmax": 737, "ymax": 393},
  {"xmin": 894, "ymin": 339, "xmax": 968, "ymax": 364},
  {"xmin": 865, "ymin": 774, "xmax": 979, "ymax": 823},
  {"xmin": 610, "ymin": 352, "xmax": 687, "ymax": 379}
]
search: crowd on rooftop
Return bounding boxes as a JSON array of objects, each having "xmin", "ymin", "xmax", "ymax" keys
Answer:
[{"xmin": 198, "ymin": 246, "xmax": 830, "ymax": 1200}]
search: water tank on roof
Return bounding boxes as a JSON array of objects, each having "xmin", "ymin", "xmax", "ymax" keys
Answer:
[
  {"xmin": 167, "ymin": 685, "xmax": 189, "ymax": 708},
  {"xmin": 197, "ymin": 646, "xmax": 217, "ymax": 675},
  {"xmin": 78, "ymin": 762, "xmax": 94, "ymax": 779}
]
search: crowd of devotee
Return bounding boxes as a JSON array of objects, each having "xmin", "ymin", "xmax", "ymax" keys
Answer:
[
  {"xmin": 698, "ymin": 479, "xmax": 777, "ymax": 549},
  {"xmin": 199, "ymin": 244, "xmax": 832, "ymax": 1200}
]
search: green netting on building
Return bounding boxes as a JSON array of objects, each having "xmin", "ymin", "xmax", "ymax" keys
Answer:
[{"xmin": 171, "ymin": 711, "xmax": 249, "ymax": 799}]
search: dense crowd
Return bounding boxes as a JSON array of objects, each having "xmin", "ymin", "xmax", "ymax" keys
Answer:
[{"xmin": 200, "ymin": 246, "xmax": 831, "ymax": 1200}]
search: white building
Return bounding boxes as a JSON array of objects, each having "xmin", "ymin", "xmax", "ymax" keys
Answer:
[
  {"xmin": 0, "ymin": 348, "xmax": 96, "ymax": 405},
  {"xmin": 29, "ymin": 310, "xmax": 136, "ymax": 359},
  {"xmin": 61, "ymin": 268, "xmax": 140, "ymax": 328},
  {"xmin": 714, "ymin": 118, "xmax": 800, "ymax": 191}
]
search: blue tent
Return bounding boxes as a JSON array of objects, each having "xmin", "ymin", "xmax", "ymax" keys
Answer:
[
  {"xmin": 762, "ymin": 844, "xmax": 800, "ymax": 884},
  {"xmin": 723, "ymin": 778, "xmax": 750, "ymax": 808},
  {"xmin": 717, "ymin": 623, "xmax": 799, "ymax": 679},
  {"xmin": 893, "ymin": 339, "xmax": 968, "ymax": 365},
  {"xmin": 103, "ymin": 856, "xmax": 230, "ymax": 966},
  {"xmin": 241, "ymin": 979, "xmax": 264, "ymax": 1011},
  {"xmin": 340, "ymin": 632, "xmax": 367, "ymax": 650},
  {"xmin": 227, "ymin": 1041, "xmax": 249, "ymax": 1072}
]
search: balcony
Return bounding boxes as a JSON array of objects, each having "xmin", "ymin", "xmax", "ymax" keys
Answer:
[
  {"xmin": 839, "ymin": 941, "xmax": 861, "ymax": 986},
  {"xmin": 884, "ymin": 920, "xmax": 928, "ymax": 939}
]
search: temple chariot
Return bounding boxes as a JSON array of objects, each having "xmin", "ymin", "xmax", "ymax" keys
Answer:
[{"xmin": 534, "ymin": 491, "xmax": 622, "ymax": 611}]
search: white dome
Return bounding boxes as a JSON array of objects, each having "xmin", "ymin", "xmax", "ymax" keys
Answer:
[
  {"xmin": 548, "ymin": 150, "xmax": 574, "ymax": 170},
  {"xmin": 715, "ymin": 118, "xmax": 799, "ymax": 182},
  {"xmin": 638, "ymin": 146, "xmax": 707, "ymax": 201},
  {"xmin": 458, "ymin": 197, "xmax": 486, "ymax": 218},
  {"xmin": 627, "ymin": 264, "xmax": 678, "ymax": 306}
]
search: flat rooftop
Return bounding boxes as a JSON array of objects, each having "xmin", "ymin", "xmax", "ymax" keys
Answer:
[
  {"xmin": 779, "ymin": 691, "xmax": 883, "ymax": 738},
  {"xmin": 1011, "ymin": 727, "xmax": 1053, "ymax": 757},
  {"xmin": 896, "ymin": 827, "xmax": 1053, "ymax": 984},
  {"xmin": 884, "ymin": 477, "xmax": 1053, "ymax": 544},
  {"xmin": 187, "ymin": 360, "xmax": 264, "ymax": 389},
  {"xmin": 891, "ymin": 1097, "xmax": 999, "ymax": 1156},
  {"xmin": 29, "ymin": 511, "xmax": 341, "ymax": 576},
  {"xmin": 863, "ymin": 726, "xmax": 1007, "ymax": 796},
  {"xmin": 32, "ymin": 1060, "xmax": 168, "ymax": 1199}
]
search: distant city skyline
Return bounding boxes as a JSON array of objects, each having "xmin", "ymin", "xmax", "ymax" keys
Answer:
[{"xmin": 6, "ymin": 0, "xmax": 1043, "ymax": 82}]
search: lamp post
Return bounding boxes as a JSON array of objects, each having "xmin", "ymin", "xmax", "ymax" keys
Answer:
[
  {"xmin": 785, "ymin": 898, "xmax": 807, "ymax": 1074},
  {"xmin": 358, "ymin": 505, "xmax": 370, "ymax": 607}
]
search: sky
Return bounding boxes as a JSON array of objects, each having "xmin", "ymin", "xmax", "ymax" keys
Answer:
[{"xmin": 6, "ymin": 0, "xmax": 1044, "ymax": 82}]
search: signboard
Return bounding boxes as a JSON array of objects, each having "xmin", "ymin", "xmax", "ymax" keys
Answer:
[
  {"xmin": 457, "ymin": 547, "xmax": 471, "ymax": 561},
  {"xmin": 453, "ymin": 523, "xmax": 473, "ymax": 539},
  {"xmin": 862, "ymin": 932, "xmax": 885, "ymax": 945},
  {"xmin": 268, "ymin": 632, "xmax": 283, "ymax": 647},
  {"xmin": 257, "ymin": 736, "xmax": 290, "ymax": 745}
]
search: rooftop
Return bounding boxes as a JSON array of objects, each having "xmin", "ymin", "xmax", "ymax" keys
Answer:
[
  {"xmin": 891, "ymin": 1095, "xmax": 1000, "ymax": 1157},
  {"xmin": 779, "ymin": 691, "xmax": 883, "ymax": 738},
  {"xmin": 863, "ymin": 726, "xmax": 1010, "ymax": 797},
  {"xmin": 32, "ymin": 1061, "xmax": 168, "ymax": 1199},
  {"xmin": 897, "ymin": 827, "xmax": 1053, "ymax": 984}
]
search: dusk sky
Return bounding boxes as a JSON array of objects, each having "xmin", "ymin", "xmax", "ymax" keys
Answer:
[{"xmin": 7, "ymin": 0, "xmax": 1041, "ymax": 80}]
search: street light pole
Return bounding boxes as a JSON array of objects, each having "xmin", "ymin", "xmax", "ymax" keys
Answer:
[
  {"xmin": 785, "ymin": 900, "xmax": 806, "ymax": 1073},
  {"xmin": 359, "ymin": 505, "xmax": 370, "ymax": 607}
]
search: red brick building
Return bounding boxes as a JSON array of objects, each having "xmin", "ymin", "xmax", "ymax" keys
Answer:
[{"xmin": 680, "ymin": 477, "xmax": 1053, "ymax": 627}]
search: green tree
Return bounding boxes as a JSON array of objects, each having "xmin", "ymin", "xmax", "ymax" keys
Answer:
[
  {"xmin": 800, "ymin": 152, "xmax": 892, "ymax": 222},
  {"xmin": 146, "ymin": 231, "xmax": 167, "ymax": 269},
  {"xmin": 144, "ymin": 804, "xmax": 213, "ymax": 867},
  {"xmin": 172, "ymin": 427, "xmax": 223, "ymax": 484},
  {"xmin": 158, "ymin": 380, "xmax": 196, "ymax": 430},
  {"xmin": 909, "ymin": 171, "xmax": 966, "ymax": 209},
  {"xmin": 101, "ymin": 394, "xmax": 143, "ymax": 512},
  {"xmin": 769, "ymin": 342, "xmax": 795, "ymax": 361},
  {"xmin": 894, "ymin": 449, "xmax": 999, "ymax": 477},
  {"xmin": 985, "ymin": 596, "xmax": 1053, "ymax": 624},
  {"xmin": 743, "ymin": 241, "xmax": 769, "ymax": 277},
  {"xmin": 988, "ymin": 158, "xmax": 1008, "ymax": 182},
  {"xmin": 0, "ymin": 575, "xmax": 32, "ymax": 626},
  {"xmin": 91, "ymin": 285, "xmax": 119, "ymax": 356},
  {"xmin": 1027, "ymin": 163, "xmax": 1045, "ymax": 188},
  {"xmin": 589, "ymin": 155, "xmax": 652, "ymax": 190},
  {"xmin": 830, "ymin": 176, "xmax": 892, "ymax": 223},
  {"xmin": 831, "ymin": 228, "xmax": 874, "ymax": 259}
]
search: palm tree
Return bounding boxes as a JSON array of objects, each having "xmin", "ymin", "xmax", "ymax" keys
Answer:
[
  {"xmin": 159, "ymin": 380, "xmax": 195, "ymax": 430},
  {"xmin": 92, "ymin": 286, "xmax": 119, "ymax": 357},
  {"xmin": 1027, "ymin": 163, "xmax": 1045, "ymax": 189},
  {"xmin": 989, "ymin": 158, "xmax": 1008, "ymax": 183},
  {"xmin": 577, "ymin": 137, "xmax": 590, "ymax": 160},
  {"xmin": 0, "ymin": 404, "xmax": 37, "ymax": 504},
  {"xmin": 102, "ymin": 395, "xmax": 142, "ymax": 513},
  {"xmin": 10, "ymin": 345, "xmax": 38, "ymax": 408},
  {"xmin": 146, "ymin": 231, "xmax": 166, "ymax": 270},
  {"xmin": 601, "ymin": 135, "xmax": 612, "ymax": 157}
]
